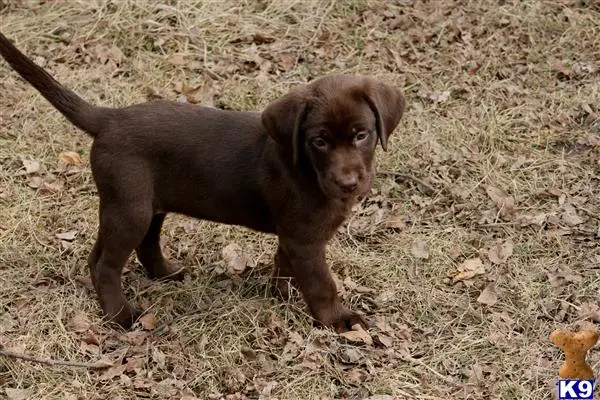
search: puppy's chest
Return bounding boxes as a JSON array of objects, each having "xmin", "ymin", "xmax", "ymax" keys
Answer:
[{"xmin": 308, "ymin": 201, "xmax": 353, "ymax": 237}]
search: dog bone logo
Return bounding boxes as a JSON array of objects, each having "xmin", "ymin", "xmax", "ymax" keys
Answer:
[{"xmin": 551, "ymin": 329, "xmax": 599, "ymax": 379}]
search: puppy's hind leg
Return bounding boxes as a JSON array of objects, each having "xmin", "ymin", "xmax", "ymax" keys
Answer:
[
  {"xmin": 136, "ymin": 213, "xmax": 185, "ymax": 281},
  {"xmin": 93, "ymin": 201, "xmax": 153, "ymax": 329}
]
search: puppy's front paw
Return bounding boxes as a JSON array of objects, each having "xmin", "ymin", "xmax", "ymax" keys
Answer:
[
  {"xmin": 313, "ymin": 302, "xmax": 367, "ymax": 333},
  {"xmin": 105, "ymin": 303, "xmax": 142, "ymax": 330}
]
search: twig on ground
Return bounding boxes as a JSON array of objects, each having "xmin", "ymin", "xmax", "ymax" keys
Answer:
[
  {"xmin": 378, "ymin": 170, "xmax": 437, "ymax": 196},
  {"xmin": 0, "ymin": 347, "xmax": 111, "ymax": 369}
]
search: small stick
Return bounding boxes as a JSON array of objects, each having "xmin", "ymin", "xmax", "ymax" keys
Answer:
[
  {"xmin": 377, "ymin": 171, "xmax": 437, "ymax": 196},
  {"xmin": 0, "ymin": 348, "xmax": 111, "ymax": 369}
]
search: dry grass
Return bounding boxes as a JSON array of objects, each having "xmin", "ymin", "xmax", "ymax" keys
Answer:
[{"xmin": 1, "ymin": 0, "xmax": 600, "ymax": 399}]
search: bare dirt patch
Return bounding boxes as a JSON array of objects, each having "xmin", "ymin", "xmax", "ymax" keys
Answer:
[{"xmin": 1, "ymin": 1, "xmax": 600, "ymax": 399}]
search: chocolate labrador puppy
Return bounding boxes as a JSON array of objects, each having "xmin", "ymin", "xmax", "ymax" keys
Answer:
[{"xmin": 0, "ymin": 32, "xmax": 405, "ymax": 332}]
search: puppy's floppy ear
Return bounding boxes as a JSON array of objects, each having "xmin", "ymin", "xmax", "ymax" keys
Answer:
[
  {"xmin": 363, "ymin": 80, "xmax": 406, "ymax": 151},
  {"xmin": 262, "ymin": 89, "xmax": 308, "ymax": 166}
]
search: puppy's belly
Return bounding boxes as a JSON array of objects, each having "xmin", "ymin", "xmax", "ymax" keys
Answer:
[{"xmin": 164, "ymin": 195, "xmax": 277, "ymax": 234}]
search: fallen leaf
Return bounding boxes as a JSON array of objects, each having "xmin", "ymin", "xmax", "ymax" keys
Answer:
[
  {"xmin": 578, "ymin": 302, "xmax": 600, "ymax": 322},
  {"xmin": 222, "ymin": 243, "xmax": 250, "ymax": 275},
  {"xmin": 477, "ymin": 282, "xmax": 498, "ymax": 306},
  {"xmin": 69, "ymin": 312, "xmax": 91, "ymax": 333},
  {"xmin": 139, "ymin": 313, "xmax": 157, "ymax": 330},
  {"xmin": 152, "ymin": 347, "xmax": 167, "ymax": 368},
  {"xmin": 411, "ymin": 240, "xmax": 429, "ymax": 259},
  {"xmin": 88, "ymin": 42, "xmax": 124, "ymax": 65},
  {"xmin": 375, "ymin": 333, "xmax": 394, "ymax": 347},
  {"xmin": 5, "ymin": 388, "xmax": 31, "ymax": 400},
  {"xmin": 363, "ymin": 41, "xmax": 377, "ymax": 58},
  {"xmin": 385, "ymin": 213, "xmax": 407, "ymax": 230},
  {"xmin": 340, "ymin": 347, "xmax": 364, "ymax": 363},
  {"xmin": 240, "ymin": 346, "xmax": 257, "ymax": 361},
  {"xmin": 347, "ymin": 367, "xmax": 370, "ymax": 384},
  {"xmin": 80, "ymin": 341, "xmax": 100, "ymax": 355},
  {"xmin": 279, "ymin": 52, "xmax": 296, "ymax": 71},
  {"xmin": 253, "ymin": 33, "xmax": 275, "ymax": 44},
  {"xmin": 120, "ymin": 331, "xmax": 149, "ymax": 346},
  {"xmin": 561, "ymin": 203, "xmax": 584, "ymax": 226},
  {"xmin": 519, "ymin": 213, "xmax": 547, "ymax": 227},
  {"xmin": 487, "ymin": 239, "xmax": 514, "ymax": 264},
  {"xmin": 429, "ymin": 90, "xmax": 451, "ymax": 103},
  {"xmin": 452, "ymin": 258, "xmax": 485, "ymax": 284},
  {"xmin": 82, "ymin": 330, "xmax": 100, "ymax": 346},
  {"xmin": 100, "ymin": 364, "xmax": 127, "ymax": 381},
  {"xmin": 485, "ymin": 185, "xmax": 516, "ymax": 220},
  {"xmin": 124, "ymin": 357, "xmax": 145, "ymax": 373},
  {"xmin": 547, "ymin": 266, "xmax": 583, "ymax": 288},
  {"xmin": 21, "ymin": 158, "xmax": 40, "ymax": 174},
  {"xmin": 169, "ymin": 54, "xmax": 185, "ymax": 65},
  {"xmin": 339, "ymin": 323, "xmax": 373, "ymax": 345},
  {"xmin": 27, "ymin": 176, "xmax": 43, "ymax": 189},
  {"xmin": 59, "ymin": 151, "xmax": 83, "ymax": 166},
  {"xmin": 56, "ymin": 230, "xmax": 78, "ymax": 241},
  {"xmin": 41, "ymin": 179, "xmax": 64, "ymax": 194}
]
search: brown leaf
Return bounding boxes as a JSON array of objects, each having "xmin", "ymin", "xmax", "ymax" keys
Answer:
[
  {"xmin": 411, "ymin": 240, "xmax": 429, "ymax": 260},
  {"xmin": 477, "ymin": 282, "xmax": 498, "ymax": 306},
  {"xmin": 429, "ymin": 90, "xmax": 451, "ymax": 103},
  {"xmin": 21, "ymin": 157, "xmax": 40, "ymax": 174},
  {"xmin": 385, "ymin": 213, "xmax": 407, "ymax": 230},
  {"xmin": 5, "ymin": 388, "xmax": 31, "ymax": 400},
  {"xmin": 519, "ymin": 213, "xmax": 547, "ymax": 227},
  {"xmin": 240, "ymin": 346, "xmax": 257, "ymax": 361},
  {"xmin": 87, "ymin": 42, "xmax": 124, "ymax": 65},
  {"xmin": 82, "ymin": 330, "xmax": 100, "ymax": 346},
  {"xmin": 561, "ymin": 203, "xmax": 584, "ymax": 226},
  {"xmin": 120, "ymin": 331, "xmax": 149, "ymax": 346},
  {"xmin": 100, "ymin": 364, "xmax": 127, "ymax": 381},
  {"xmin": 375, "ymin": 333, "xmax": 394, "ymax": 347},
  {"xmin": 27, "ymin": 176, "xmax": 43, "ymax": 189},
  {"xmin": 339, "ymin": 323, "xmax": 373, "ymax": 345},
  {"xmin": 69, "ymin": 312, "xmax": 91, "ymax": 333},
  {"xmin": 363, "ymin": 41, "xmax": 377, "ymax": 58},
  {"xmin": 452, "ymin": 258, "xmax": 485, "ymax": 284},
  {"xmin": 169, "ymin": 54, "xmax": 185, "ymax": 66},
  {"xmin": 487, "ymin": 239, "xmax": 514, "ymax": 264},
  {"xmin": 485, "ymin": 185, "xmax": 516, "ymax": 220},
  {"xmin": 56, "ymin": 230, "xmax": 78, "ymax": 241},
  {"xmin": 253, "ymin": 33, "xmax": 275, "ymax": 44},
  {"xmin": 41, "ymin": 179, "xmax": 64, "ymax": 193},
  {"xmin": 80, "ymin": 341, "xmax": 100, "ymax": 355},
  {"xmin": 59, "ymin": 151, "xmax": 83, "ymax": 166},
  {"xmin": 139, "ymin": 313, "xmax": 157, "ymax": 330},
  {"xmin": 578, "ymin": 302, "xmax": 600, "ymax": 322},
  {"xmin": 547, "ymin": 266, "xmax": 583, "ymax": 288},
  {"xmin": 222, "ymin": 243, "xmax": 250, "ymax": 275},
  {"xmin": 152, "ymin": 346, "xmax": 167, "ymax": 368},
  {"xmin": 279, "ymin": 52, "xmax": 296, "ymax": 71},
  {"xmin": 124, "ymin": 357, "xmax": 145, "ymax": 373}
]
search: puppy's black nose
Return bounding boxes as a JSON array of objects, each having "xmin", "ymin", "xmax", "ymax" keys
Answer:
[{"xmin": 336, "ymin": 176, "xmax": 358, "ymax": 193}]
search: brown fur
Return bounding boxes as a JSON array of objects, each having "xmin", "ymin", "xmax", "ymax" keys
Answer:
[{"xmin": 0, "ymin": 32, "xmax": 405, "ymax": 332}]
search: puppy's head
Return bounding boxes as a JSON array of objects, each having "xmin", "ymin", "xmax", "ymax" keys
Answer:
[{"xmin": 262, "ymin": 75, "xmax": 405, "ymax": 199}]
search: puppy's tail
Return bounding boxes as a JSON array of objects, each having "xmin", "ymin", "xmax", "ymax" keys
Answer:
[{"xmin": 0, "ymin": 32, "xmax": 109, "ymax": 137}]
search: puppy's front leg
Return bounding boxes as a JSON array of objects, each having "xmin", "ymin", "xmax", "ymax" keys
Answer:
[{"xmin": 278, "ymin": 239, "xmax": 366, "ymax": 333}]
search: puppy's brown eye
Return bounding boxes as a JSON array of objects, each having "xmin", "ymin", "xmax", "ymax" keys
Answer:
[
  {"xmin": 312, "ymin": 137, "xmax": 328, "ymax": 149},
  {"xmin": 355, "ymin": 131, "xmax": 369, "ymax": 141}
]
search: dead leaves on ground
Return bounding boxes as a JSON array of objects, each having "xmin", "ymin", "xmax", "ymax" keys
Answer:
[{"xmin": 16, "ymin": 151, "xmax": 86, "ymax": 194}]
